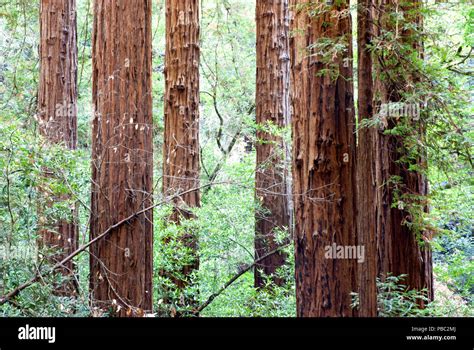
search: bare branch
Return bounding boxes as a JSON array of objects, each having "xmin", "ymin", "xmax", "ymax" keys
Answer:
[
  {"xmin": 194, "ymin": 242, "xmax": 290, "ymax": 314},
  {"xmin": 0, "ymin": 182, "xmax": 224, "ymax": 307}
]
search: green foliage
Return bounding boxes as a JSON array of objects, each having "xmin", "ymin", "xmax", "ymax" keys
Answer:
[
  {"xmin": 200, "ymin": 0, "xmax": 256, "ymax": 182},
  {"xmin": 357, "ymin": 2, "xmax": 473, "ymax": 257},
  {"xmin": 0, "ymin": 0, "xmax": 472, "ymax": 318},
  {"xmin": 153, "ymin": 154, "xmax": 296, "ymax": 317},
  {"xmin": 0, "ymin": 118, "xmax": 90, "ymax": 317},
  {"xmin": 153, "ymin": 205, "xmax": 200, "ymax": 317},
  {"xmin": 308, "ymin": 35, "xmax": 352, "ymax": 81},
  {"xmin": 0, "ymin": 1, "xmax": 38, "ymax": 127},
  {"xmin": 376, "ymin": 274, "xmax": 429, "ymax": 317},
  {"xmin": 352, "ymin": 273, "xmax": 471, "ymax": 317},
  {"xmin": 197, "ymin": 154, "xmax": 296, "ymax": 317}
]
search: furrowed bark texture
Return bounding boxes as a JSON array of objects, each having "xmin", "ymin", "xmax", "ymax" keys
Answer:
[
  {"xmin": 255, "ymin": 0, "xmax": 292, "ymax": 288},
  {"xmin": 162, "ymin": 0, "xmax": 200, "ymax": 313},
  {"xmin": 374, "ymin": 0, "xmax": 433, "ymax": 306},
  {"xmin": 90, "ymin": 0, "xmax": 153, "ymax": 317},
  {"xmin": 356, "ymin": 0, "xmax": 378, "ymax": 316},
  {"xmin": 290, "ymin": 0, "xmax": 357, "ymax": 317},
  {"xmin": 38, "ymin": 0, "xmax": 78, "ymax": 296}
]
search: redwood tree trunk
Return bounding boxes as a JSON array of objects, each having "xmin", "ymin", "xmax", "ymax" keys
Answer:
[
  {"xmin": 90, "ymin": 0, "xmax": 153, "ymax": 317},
  {"xmin": 374, "ymin": 0, "xmax": 433, "ymax": 306},
  {"xmin": 162, "ymin": 0, "xmax": 200, "ymax": 313},
  {"xmin": 356, "ymin": 0, "xmax": 378, "ymax": 316},
  {"xmin": 254, "ymin": 0, "xmax": 291, "ymax": 288},
  {"xmin": 38, "ymin": 0, "xmax": 78, "ymax": 296},
  {"xmin": 290, "ymin": 0, "xmax": 358, "ymax": 317}
]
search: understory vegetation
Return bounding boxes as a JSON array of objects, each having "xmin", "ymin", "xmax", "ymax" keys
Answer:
[{"xmin": 0, "ymin": 0, "xmax": 472, "ymax": 317}]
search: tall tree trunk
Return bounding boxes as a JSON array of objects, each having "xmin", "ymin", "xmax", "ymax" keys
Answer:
[
  {"xmin": 162, "ymin": 0, "xmax": 200, "ymax": 314},
  {"xmin": 90, "ymin": 0, "xmax": 153, "ymax": 317},
  {"xmin": 356, "ymin": 0, "xmax": 378, "ymax": 316},
  {"xmin": 290, "ymin": 0, "xmax": 358, "ymax": 317},
  {"xmin": 374, "ymin": 0, "xmax": 433, "ymax": 307},
  {"xmin": 38, "ymin": 0, "xmax": 78, "ymax": 297},
  {"xmin": 254, "ymin": 0, "xmax": 291, "ymax": 288}
]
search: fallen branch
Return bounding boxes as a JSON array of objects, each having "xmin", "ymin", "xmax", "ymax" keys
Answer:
[
  {"xmin": 0, "ymin": 182, "xmax": 223, "ymax": 307},
  {"xmin": 194, "ymin": 242, "xmax": 290, "ymax": 314}
]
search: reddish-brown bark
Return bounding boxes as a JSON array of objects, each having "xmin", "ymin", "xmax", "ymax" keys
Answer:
[
  {"xmin": 373, "ymin": 0, "xmax": 433, "ymax": 306},
  {"xmin": 38, "ymin": 0, "xmax": 78, "ymax": 296},
  {"xmin": 161, "ymin": 0, "xmax": 201, "ymax": 313},
  {"xmin": 356, "ymin": 0, "xmax": 378, "ymax": 316},
  {"xmin": 90, "ymin": 0, "xmax": 153, "ymax": 317},
  {"xmin": 290, "ymin": 0, "xmax": 358, "ymax": 317},
  {"xmin": 255, "ymin": 0, "xmax": 291, "ymax": 288}
]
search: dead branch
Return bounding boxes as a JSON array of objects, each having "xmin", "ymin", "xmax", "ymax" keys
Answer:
[
  {"xmin": 0, "ymin": 182, "xmax": 224, "ymax": 307},
  {"xmin": 194, "ymin": 242, "xmax": 290, "ymax": 314}
]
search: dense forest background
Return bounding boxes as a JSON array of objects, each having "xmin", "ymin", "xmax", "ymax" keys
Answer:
[{"xmin": 0, "ymin": 0, "xmax": 472, "ymax": 317}]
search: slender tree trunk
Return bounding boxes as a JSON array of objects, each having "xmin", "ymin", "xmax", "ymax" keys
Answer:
[
  {"xmin": 38, "ymin": 0, "xmax": 78, "ymax": 297},
  {"xmin": 374, "ymin": 0, "xmax": 433, "ymax": 307},
  {"xmin": 356, "ymin": 0, "xmax": 378, "ymax": 316},
  {"xmin": 162, "ymin": 0, "xmax": 200, "ymax": 314},
  {"xmin": 290, "ymin": 0, "xmax": 358, "ymax": 317},
  {"xmin": 254, "ymin": 0, "xmax": 292, "ymax": 288},
  {"xmin": 90, "ymin": 0, "xmax": 153, "ymax": 317}
]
